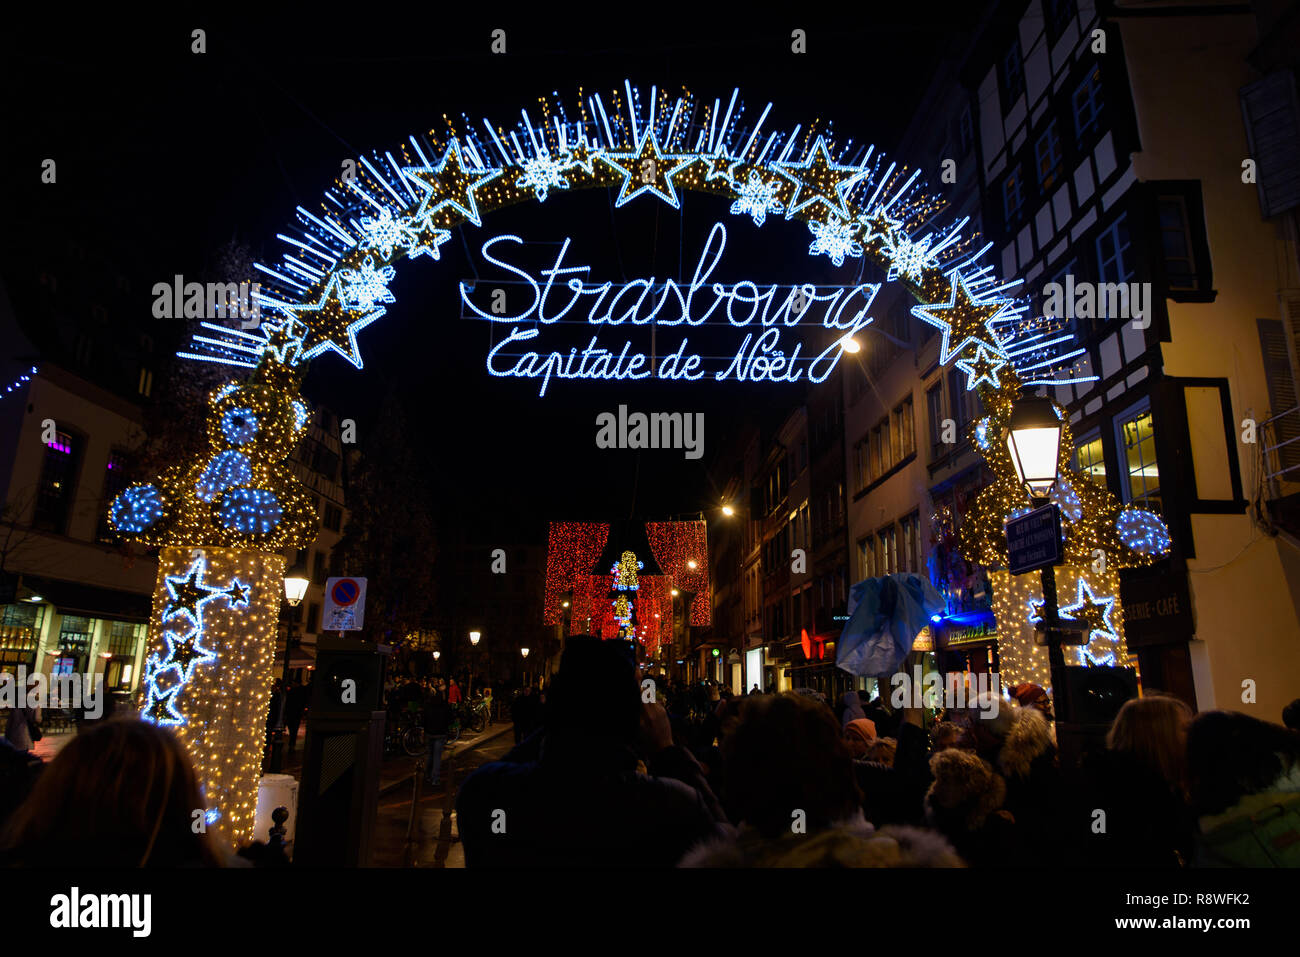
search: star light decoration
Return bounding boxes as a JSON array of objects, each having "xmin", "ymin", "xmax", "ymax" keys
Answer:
[
  {"xmin": 773, "ymin": 136, "xmax": 865, "ymax": 220},
  {"xmin": 954, "ymin": 344, "xmax": 1008, "ymax": 391},
  {"xmin": 404, "ymin": 139, "xmax": 503, "ymax": 228},
  {"xmin": 142, "ymin": 553, "xmax": 247, "ymax": 726},
  {"xmin": 1026, "ymin": 579, "xmax": 1122, "ymax": 666},
  {"xmin": 282, "ymin": 275, "xmax": 385, "ymax": 370},
  {"xmin": 912, "ymin": 271, "xmax": 1015, "ymax": 367},
  {"xmin": 601, "ymin": 127, "xmax": 693, "ymax": 208}
]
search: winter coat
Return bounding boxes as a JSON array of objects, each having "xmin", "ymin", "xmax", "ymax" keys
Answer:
[
  {"xmin": 1193, "ymin": 761, "xmax": 1300, "ymax": 867},
  {"xmin": 422, "ymin": 693, "xmax": 452, "ymax": 736},
  {"xmin": 853, "ymin": 721, "xmax": 932, "ymax": 826},
  {"xmin": 1077, "ymin": 748, "xmax": 1193, "ymax": 868},
  {"xmin": 456, "ymin": 732, "xmax": 726, "ymax": 868},
  {"xmin": 995, "ymin": 707, "xmax": 1065, "ymax": 853},
  {"xmin": 678, "ymin": 810, "xmax": 963, "ymax": 867}
]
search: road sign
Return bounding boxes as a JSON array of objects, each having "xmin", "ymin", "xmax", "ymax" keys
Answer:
[
  {"xmin": 323, "ymin": 577, "xmax": 367, "ymax": 631},
  {"xmin": 1005, "ymin": 504, "xmax": 1063, "ymax": 576}
]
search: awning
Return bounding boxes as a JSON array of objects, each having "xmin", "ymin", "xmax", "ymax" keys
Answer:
[{"xmin": 22, "ymin": 575, "xmax": 152, "ymax": 623}]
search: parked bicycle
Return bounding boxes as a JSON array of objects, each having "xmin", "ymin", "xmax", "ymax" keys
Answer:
[
  {"xmin": 383, "ymin": 712, "xmax": 426, "ymax": 756},
  {"xmin": 445, "ymin": 699, "xmax": 488, "ymax": 744}
]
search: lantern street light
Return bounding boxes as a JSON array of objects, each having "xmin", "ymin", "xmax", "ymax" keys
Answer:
[
  {"xmin": 1005, "ymin": 394, "xmax": 1070, "ymax": 723},
  {"xmin": 270, "ymin": 561, "xmax": 310, "ymax": 772},
  {"xmin": 467, "ymin": 630, "xmax": 482, "ymax": 696},
  {"xmin": 1006, "ymin": 396, "xmax": 1063, "ymax": 498}
]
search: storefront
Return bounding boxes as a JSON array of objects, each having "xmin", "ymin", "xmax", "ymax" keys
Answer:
[
  {"xmin": 1119, "ymin": 562, "xmax": 1196, "ymax": 708},
  {"xmin": 10, "ymin": 576, "xmax": 152, "ymax": 697},
  {"xmin": 0, "ymin": 601, "xmax": 46, "ymax": 676},
  {"xmin": 933, "ymin": 609, "xmax": 1001, "ymax": 693}
]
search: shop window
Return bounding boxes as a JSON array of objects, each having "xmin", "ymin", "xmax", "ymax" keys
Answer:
[
  {"xmin": 57, "ymin": 615, "xmax": 94, "ymax": 667},
  {"xmin": 0, "ymin": 603, "xmax": 45, "ymax": 674},
  {"xmin": 104, "ymin": 620, "xmax": 140, "ymax": 656}
]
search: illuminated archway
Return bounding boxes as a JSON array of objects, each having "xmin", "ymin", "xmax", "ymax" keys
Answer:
[{"xmin": 108, "ymin": 83, "xmax": 1171, "ymax": 847}]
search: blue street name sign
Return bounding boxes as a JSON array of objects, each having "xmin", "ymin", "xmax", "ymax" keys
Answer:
[{"xmin": 1005, "ymin": 504, "xmax": 1063, "ymax": 576}]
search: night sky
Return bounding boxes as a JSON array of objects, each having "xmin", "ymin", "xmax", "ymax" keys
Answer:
[{"xmin": 3, "ymin": 9, "xmax": 986, "ymax": 540}]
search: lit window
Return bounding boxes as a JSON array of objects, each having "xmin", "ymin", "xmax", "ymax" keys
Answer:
[
  {"xmin": 1075, "ymin": 434, "xmax": 1107, "ymax": 485},
  {"xmin": 1117, "ymin": 405, "xmax": 1160, "ymax": 512},
  {"xmin": 1035, "ymin": 120, "xmax": 1062, "ymax": 190}
]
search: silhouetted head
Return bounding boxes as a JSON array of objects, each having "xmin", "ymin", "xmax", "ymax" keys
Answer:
[
  {"xmin": 1106, "ymin": 693, "xmax": 1192, "ymax": 788},
  {"xmin": 723, "ymin": 692, "xmax": 862, "ymax": 838},
  {"xmin": 1186, "ymin": 711, "xmax": 1300, "ymax": 815},
  {"xmin": 0, "ymin": 717, "xmax": 223, "ymax": 867},
  {"xmin": 545, "ymin": 636, "xmax": 639, "ymax": 745}
]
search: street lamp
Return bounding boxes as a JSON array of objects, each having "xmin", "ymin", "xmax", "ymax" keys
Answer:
[
  {"xmin": 468, "ymin": 630, "xmax": 482, "ymax": 696},
  {"xmin": 1006, "ymin": 396, "xmax": 1063, "ymax": 497},
  {"xmin": 270, "ymin": 561, "xmax": 309, "ymax": 772},
  {"xmin": 721, "ymin": 504, "xmax": 735, "ymax": 517},
  {"xmin": 1006, "ymin": 395, "xmax": 1069, "ymax": 723}
]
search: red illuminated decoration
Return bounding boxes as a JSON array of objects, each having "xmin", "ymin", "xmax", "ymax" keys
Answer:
[
  {"xmin": 544, "ymin": 520, "xmax": 711, "ymax": 649},
  {"xmin": 800, "ymin": 628, "xmax": 826, "ymax": 660}
]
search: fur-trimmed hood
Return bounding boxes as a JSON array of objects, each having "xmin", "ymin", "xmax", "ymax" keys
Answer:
[
  {"xmin": 678, "ymin": 812, "xmax": 964, "ymax": 868},
  {"xmin": 997, "ymin": 706, "xmax": 1055, "ymax": 780}
]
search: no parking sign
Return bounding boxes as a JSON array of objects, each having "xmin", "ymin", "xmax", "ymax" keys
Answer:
[{"xmin": 323, "ymin": 577, "xmax": 367, "ymax": 631}]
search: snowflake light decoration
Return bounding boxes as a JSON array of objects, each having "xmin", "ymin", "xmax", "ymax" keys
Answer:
[
  {"xmin": 338, "ymin": 256, "xmax": 397, "ymax": 310},
  {"xmin": 807, "ymin": 219, "xmax": 863, "ymax": 267},
  {"xmin": 882, "ymin": 231, "xmax": 938, "ymax": 282},
  {"xmin": 517, "ymin": 152, "xmax": 571, "ymax": 202},
  {"xmin": 729, "ymin": 171, "xmax": 783, "ymax": 226},
  {"xmin": 358, "ymin": 207, "xmax": 417, "ymax": 260}
]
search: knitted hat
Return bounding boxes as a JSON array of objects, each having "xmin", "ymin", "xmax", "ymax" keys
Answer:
[{"xmin": 1011, "ymin": 683, "xmax": 1048, "ymax": 707}]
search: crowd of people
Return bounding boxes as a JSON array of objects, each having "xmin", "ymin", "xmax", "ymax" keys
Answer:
[
  {"xmin": 456, "ymin": 637, "xmax": 1300, "ymax": 868},
  {"xmin": 1, "ymin": 641, "xmax": 1298, "ymax": 868}
]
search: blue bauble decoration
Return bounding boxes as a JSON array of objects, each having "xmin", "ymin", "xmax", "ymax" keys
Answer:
[
  {"xmin": 110, "ymin": 484, "xmax": 164, "ymax": 532},
  {"xmin": 217, "ymin": 487, "xmax": 283, "ymax": 534}
]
